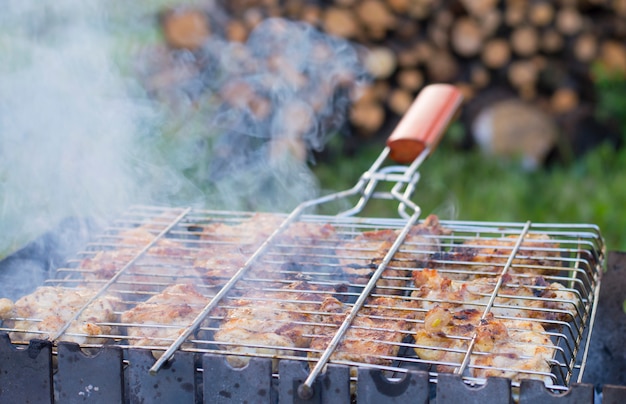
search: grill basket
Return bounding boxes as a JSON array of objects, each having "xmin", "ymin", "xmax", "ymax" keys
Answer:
[{"xmin": 0, "ymin": 85, "xmax": 615, "ymax": 402}]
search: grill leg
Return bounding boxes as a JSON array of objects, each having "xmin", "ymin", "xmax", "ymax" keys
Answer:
[
  {"xmin": 202, "ymin": 354, "xmax": 274, "ymax": 403},
  {"xmin": 55, "ymin": 342, "xmax": 124, "ymax": 403},
  {"xmin": 436, "ymin": 374, "xmax": 511, "ymax": 404},
  {"xmin": 126, "ymin": 349, "xmax": 196, "ymax": 403},
  {"xmin": 0, "ymin": 334, "xmax": 53, "ymax": 403},
  {"xmin": 602, "ymin": 384, "xmax": 626, "ymax": 404},
  {"xmin": 278, "ymin": 360, "xmax": 350, "ymax": 403},
  {"xmin": 519, "ymin": 379, "xmax": 594, "ymax": 403},
  {"xmin": 356, "ymin": 368, "xmax": 429, "ymax": 404}
]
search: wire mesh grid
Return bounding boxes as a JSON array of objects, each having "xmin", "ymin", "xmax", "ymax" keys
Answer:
[{"xmin": 0, "ymin": 205, "xmax": 604, "ymax": 392}]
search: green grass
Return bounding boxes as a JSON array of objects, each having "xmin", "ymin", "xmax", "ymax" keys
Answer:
[{"xmin": 313, "ymin": 133, "xmax": 626, "ymax": 253}]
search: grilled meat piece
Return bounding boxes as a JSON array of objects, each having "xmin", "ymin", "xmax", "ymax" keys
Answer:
[
  {"xmin": 194, "ymin": 213, "xmax": 336, "ymax": 284},
  {"xmin": 0, "ymin": 298, "xmax": 13, "ymax": 319},
  {"xmin": 338, "ymin": 215, "xmax": 446, "ymax": 294},
  {"xmin": 337, "ymin": 229, "xmax": 400, "ymax": 288},
  {"xmin": 413, "ymin": 306, "xmax": 554, "ymax": 383},
  {"xmin": 121, "ymin": 284, "xmax": 209, "ymax": 350},
  {"xmin": 198, "ymin": 213, "xmax": 284, "ymax": 244},
  {"xmin": 411, "ymin": 269, "xmax": 577, "ymax": 324},
  {"xmin": 308, "ymin": 296, "xmax": 417, "ymax": 370},
  {"xmin": 79, "ymin": 227, "xmax": 197, "ymax": 290},
  {"xmin": 431, "ymin": 233, "xmax": 562, "ymax": 279},
  {"xmin": 81, "ymin": 248, "xmax": 137, "ymax": 280},
  {"xmin": 193, "ymin": 248, "xmax": 248, "ymax": 284},
  {"xmin": 1, "ymin": 286, "xmax": 120, "ymax": 345},
  {"xmin": 213, "ymin": 281, "xmax": 332, "ymax": 368}
]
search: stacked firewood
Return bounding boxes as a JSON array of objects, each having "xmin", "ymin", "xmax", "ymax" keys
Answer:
[{"xmin": 152, "ymin": 0, "xmax": 626, "ymax": 165}]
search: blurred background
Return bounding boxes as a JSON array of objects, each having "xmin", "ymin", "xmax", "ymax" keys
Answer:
[{"xmin": 1, "ymin": 0, "xmax": 625, "ymax": 255}]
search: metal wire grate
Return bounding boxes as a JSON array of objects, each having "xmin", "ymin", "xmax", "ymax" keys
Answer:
[{"xmin": 0, "ymin": 205, "xmax": 604, "ymax": 393}]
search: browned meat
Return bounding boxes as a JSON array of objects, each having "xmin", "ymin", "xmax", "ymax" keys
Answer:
[
  {"xmin": 79, "ymin": 227, "xmax": 197, "ymax": 290},
  {"xmin": 193, "ymin": 248, "xmax": 248, "ymax": 284},
  {"xmin": 0, "ymin": 286, "xmax": 120, "ymax": 345},
  {"xmin": 198, "ymin": 213, "xmax": 284, "ymax": 244},
  {"xmin": 0, "ymin": 298, "xmax": 13, "ymax": 319},
  {"xmin": 337, "ymin": 214, "xmax": 446, "ymax": 294},
  {"xmin": 194, "ymin": 213, "xmax": 336, "ymax": 284},
  {"xmin": 213, "ymin": 281, "xmax": 333, "ymax": 368},
  {"xmin": 308, "ymin": 296, "xmax": 417, "ymax": 370},
  {"xmin": 277, "ymin": 221, "xmax": 337, "ymax": 244},
  {"xmin": 411, "ymin": 269, "xmax": 577, "ymax": 324},
  {"xmin": 431, "ymin": 233, "xmax": 562, "ymax": 278},
  {"xmin": 121, "ymin": 284, "xmax": 209, "ymax": 350},
  {"xmin": 413, "ymin": 306, "xmax": 554, "ymax": 383}
]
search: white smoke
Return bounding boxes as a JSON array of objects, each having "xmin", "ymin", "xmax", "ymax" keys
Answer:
[
  {"xmin": 0, "ymin": 1, "xmax": 193, "ymax": 253},
  {"xmin": 0, "ymin": 0, "xmax": 367, "ymax": 255}
]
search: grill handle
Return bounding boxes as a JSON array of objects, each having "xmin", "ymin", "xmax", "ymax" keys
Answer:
[{"xmin": 386, "ymin": 83, "xmax": 463, "ymax": 164}]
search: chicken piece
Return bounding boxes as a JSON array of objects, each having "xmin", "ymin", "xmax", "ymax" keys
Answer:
[
  {"xmin": 213, "ymin": 281, "xmax": 333, "ymax": 369},
  {"xmin": 80, "ymin": 248, "xmax": 138, "ymax": 280},
  {"xmin": 337, "ymin": 215, "xmax": 445, "ymax": 294},
  {"xmin": 308, "ymin": 296, "xmax": 417, "ymax": 371},
  {"xmin": 430, "ymin": 233, "xmax": 562, "ymax": 279},
  {"xmin": 338, "ymin": 229, "xmax": 402, "ymax": 279},
  {"xmin": 413, "ymin": 306, "xmax": 554, "ymax": 384},
  {"xmin": 0, "ymin": 298, "xmax": 13, "ymax": 319},
  {"xmin": 194, "ymin": 213, "xmax": 336, "ymax": 284},
  {"xmin": 199, "ymin": 213, "xmax": 285, "ymax": 244},
  {"xmin": 117, "ymin": 227, "xmax": 180, "ymax": 246},
  {"xmin": 269, "ymin": 221, "xmax": 338, "ymax": 271},
  {"xmin": 121, "ymin": 284, "xmax": 209, "ymax": 351},
  {"xmin": 411, "ymin": 269, "xmax": 578, "ymax": 324},
  {"xmin": 472, "ymin": 320, "xmax": 554, "ymax": 384},
  {"xmin": 192, "ymin": 247, "xmax": 248, "ymax": 286},
  {"xmin": 199, "ymin": 213, "xmax": 336, "ymax": 243},
  {"xmin": 79, "ymin": 226, "xmax": 197, "ymax": 290},
  {"xmin": 1, "ymin": 286, "xmax": 120, "ymax": 345}
]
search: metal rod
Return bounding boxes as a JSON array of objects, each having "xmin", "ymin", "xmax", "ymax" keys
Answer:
[
  {"xmin": 576, "ymin": 242, "xmax": 603, "ymax": 383},
  {"xmin": 395, "ymin": 145, "xmax": 431, "ymax": 218},
  {"xmin": 338, "ymin": 146, "xmax": 431, "ymax": 218},
  {"xmin": 298, "ymin": 211, "xmax": 421, "ymax": 399}
]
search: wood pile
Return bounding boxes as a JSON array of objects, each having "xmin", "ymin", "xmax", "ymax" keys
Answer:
[{"xmin": 152, "ymin": 0, "xmax": 626, "ymax": 165}]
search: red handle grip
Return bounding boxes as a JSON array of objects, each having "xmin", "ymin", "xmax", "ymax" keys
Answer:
[{"xmin": 386, "ymin": 84, "xmax": 464, "ymax": 164}]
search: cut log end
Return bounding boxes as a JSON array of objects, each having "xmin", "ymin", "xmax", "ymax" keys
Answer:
[
  {"xmin": 364, "ymin": 47, "xmax": 398, "ymax": 80},
  {"xmin": 322, "ymin": 7, "xmax": 362, "ymax": 39},
  {"xmin": 349, "ymin": 101, "xmax": 386, "ymax": 136},
  {"xmin": 556, "ymin": 7, "xmax": 584, "ymax": 36},
  {"xmin": 511, "ymin": 26, "xmax": 540, "ymax": 57},
  {"xmin": 482, "ymin": 39, "xmax": 511, "ymax": 69},
  {"xmin": 472, "ymin": 99, "xmax": 559, "ymax": 170},
  {"xmin": 451, "ymin": 17, "xmax": 484, "ymax": 58},
  {"xmin": 551, "ymin": 88, "xmax": 580, "ymax": 115},
  {"xmin": 161, "ymin": 9, "xmax": 210, "ymax": 50},
  {"xmin": 387, "ymin": 88, "xmax": 414, "ymax": 115}
]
